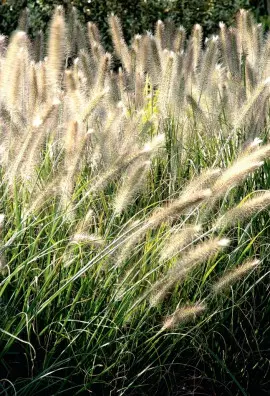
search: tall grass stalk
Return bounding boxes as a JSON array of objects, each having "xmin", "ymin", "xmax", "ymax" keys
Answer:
[{"xmin": 0, "ymin": 7, "xmax": 269, "ymax": 395}]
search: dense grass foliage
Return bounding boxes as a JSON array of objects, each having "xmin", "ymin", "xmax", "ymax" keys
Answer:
[
  {"xmin": 0, "ymin": 7, "xmax": 270, "ymax": 395},
  {"xmin": 0, "ymin": 1, "xmax": 253, "ymax": 46}
]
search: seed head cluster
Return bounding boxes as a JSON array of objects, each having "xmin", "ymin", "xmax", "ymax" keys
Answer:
[{"xmin": 0, "ymin": 8, "xmax": 267, "ymax": 331}]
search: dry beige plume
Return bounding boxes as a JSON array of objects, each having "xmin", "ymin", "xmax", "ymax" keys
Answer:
[
  {"xmin": 115, "ymin": 190, "xmax": 211, "ymax": 269},
  {"xmin": 183, "ymin": 169, "xmax": 221, "ymax": 197},
  {"xmin": 214, "ymin": 191, "xmax": 270, "ymax": 229},
  {"xmin": 169, "ymin": 237, "xmax": 230, "ymax": 276},
  {"xmin": 113, "ymin": 160, "xmax": 150, "ymax": 215},
  {"xmin": 83, "ymin": 134, "xmax": 164, "ymax": 201},
  {"xmin": 70, "ymin": 233, "xmax": 105, "ymax": 247},
  {"xmin": 150, "ymin": 238, "xmax": 230, "ymax": 306},
  {"xmin": 47, "ymin": 12, "xmax": 66, "ymax": 90},
  {"xmin": 108, "ymin": 15, "xmax": 131, "ymax": 74},
  {"xmin": 87, "ymin": 21, "xmax": 102, "ymax": 48},
  {"xmin": 213, "ymin": 258, "xmax": 260, "ymax": 293},
  {"xmin": 212, "ymin": 160, "xmax": 264, "ymax": 198},
  {"xmin": 159, "ymin": 224, "xmax": 202, "ymax": 263},
  {"xmin": 0, "ymin": 214, "xmax": 4, "ymax": 230},
  {"xmin": 148, "ymin": 189, "xmax": 212, "ymax": 228},
  {"xmin": 210, "ymin": 143, "xmax": 270, "ymax": 202},
  {"xmin": 161, "ymin": 302, "xmax": 206, "ymax": 331}
]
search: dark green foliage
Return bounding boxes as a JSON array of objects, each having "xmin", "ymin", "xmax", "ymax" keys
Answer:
[{"xmin": 0, "ymin": 0, "xmax": 260, "ymax": 48}]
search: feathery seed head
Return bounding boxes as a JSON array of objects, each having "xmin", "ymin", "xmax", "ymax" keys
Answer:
[
  {"xmin": 113, "ymin": 160, "xmax": 151, "ymax": 215},
  {"xmin": 214, "ymin": 191, "xmax": 270, "ymax": 229},
  {"xmin": 133, "ymin": 34, "xmax": 142, "ymax": 50},
  {"xmin": 87, "ymin": 21, "xmax": 101, "ymax": 46},
  {"xmin": 212, "ymin": 160, "xmax": 264, "ymax": 197},
  {"xmin": 0, "ymin": 253, "xmax": 7, "ymax": 271},
  {"xmin": 0, "ymin": 214, "xmax": 5, "ymax": 229},
  {"xmin": 65, "ymin": 70, "xmax": 77, "ymax": 92},
  {"xmin": 213, "ymin": 259, "xmax": 260, "ymax": 293},
  {"xmin": 185, "ymin": 169, "xmax": 221, "ymax": 195},
  {"xmin": 144, "ymin": 238, "xmax": 231, "ymax": 305},
  {"xmin": 109, "ymin": 15, "xmax": 131, "ymax": 72},
  {"xmin": 47, "ymin": 12, "xmax": 66, "ymax": 89},
  {"xmin": 143, "ymin": 134, "xmax": 165, "ymax": 152},
  {"xmin": 250, "ymin": 137, "xmax": 263, "ymax": 148},
  {"xmin": 162, "ymin": 302, "xmax": 206, "ymax": 330},
  {"xmin": 218, "ymin": 238, "xmax": 230, "ymax": 247},
  {"xmin": 148, "ymin": 189, "xmax": 212, "ymax": 231},
  {"xmin": 160, "ymin": 223, "xmax": 202, "ymax": 263},
  {"xmin": 164, "ymin": 237, "xmax": 230, "ymax": 281},
  {"xmin": 32, "ymin": 116, "xmax": 43, "ymax": 127},
  {"xmin": 70, "ymin": 233, "xmax": 105, "ymax": 246}
]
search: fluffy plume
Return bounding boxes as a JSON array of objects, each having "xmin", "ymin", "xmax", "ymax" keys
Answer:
[
  {"xmin": 113, "ymin": 160, "xmax": 150, "ymax": 215},
  {"xmin": 47, "ymin": 11, "xmax": 66, "ymax": 91},
  {"xmin": 70, "ymin": 233, "xmax": 105, "ymax": 247},
  {"xmin": 95, "ymin": 52, "xmax": 112, "ymax": 89},
  {"xmin": 211, "ymin": 143, "xmax": 270, "ymax": 198},
  {"xmin": 173, "ymin": 26, "xmax": 186, "ymax": 53},
  {"xmin": 0, "ymin": 214, "xmax": 5, "ymax": 230},
  {"xmin": 150, "ymin": 238, "xmax": 230, "ymax": 306},
  {"xmin": 147, "ymin": 189, "xmax": 211, "ymax": 228},
  {"xmin": 159, "ymin": 224, "xmax": 202, "ymax": 263},
  {"xmin": 213, "ymin": 258, "xmax": 260, "ymax": 292},
  {"xmin": 162, "ymin": 302, "xmax": 206, "ymax": 330},
  {"xmin": 0, "ymin": 10, "xmax": 269, "ymax": 329},
  {"xmin": 214, "ymin": 191, "xmax": 270, "ymax": 229},
  {"xmin": 0, "ymin": 253, "xmax": 7, "ymax": 272},
  {"xmin": 87, "ymin": 21, "xmax": 102, "ymax": 49},
  {"xmin": 108, "ymin": 15, "xmax": 132, "ymax": 74}
]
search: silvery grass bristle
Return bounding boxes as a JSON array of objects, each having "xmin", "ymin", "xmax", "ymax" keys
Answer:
[
  {"xmin": 161, "ymin": 302, "xmax": 206, "ymax": 331},
  {"xmin": 0, "ymin": 34, "xmax": 6, "ymax": 56},
  {"xmin": 113, "ymin": 160, "xmax": 151, "ymax": 216},
  {"xmin": 95, "ymin": 52, "xmax": 112, "ymax": 90},
  {"xmin": 108, "ymin": 15, "xmax": 132, "ymax": 74},
  {"xmin": 70, "ymin": 233, "xmax": 105, "ymax": 247},
  {"xmin": 210, "ymin": 141, "xmax": 270, "ymax": 199},
  {"xmin": 155, "ymin": 20, "xmax": 166, "ymax": 52},
  {"xmin": 1, "ymin": 32, "xmax": 28, "ymax": 111},
  {"xmin": 235, "ymin": 9, "xmax": 261, "ymax": 66},
  {"xmin": 29, "ymin": 61, "xmax": 39, "ymax": 114},
  {"xmin": 1, "ymin": 8, "xmax": 270, "ymax": 356},
  {"xmin": 190, "ymin": 23, "xmax": 203, "ymax": 71},
  {"xmin": 33, "ymin": 30, "xmax": 45, "ymax": 62},
  {"xmin": 213, "ymin": 259, "xmax": 260, "ymax": 293},
  {"xmin": 150, "ymin": 238, "xmax": 230, "ymax": 307},
  {"xmin": 87, "ymin": 21, "xmax": 102, "ymax": 48},
  {"xmin": 198, "ymin": 36, "xmax": 219, "ymax": 96},
  {"xmin": 78, "ymin": 49, "xmax": 95, "ymax": 89},
  {"xmin": 80, "ymin": 133, "xmax": 164, "ymax": 201},
  {"xmin": 47, "ymin": 10, "xmax": 66, "ymax": 93},
  {"xmin": 0, "ymin": 214, "xmax": 4, "ymax": 230},
  {"xmin": 232, "ymin": 77, "xmax": 270, "ymax": 131},
  {"xmin": 0, "ymin": 253, "xmax": 7, "ymax": 272},
  {"xmin": 159, "ymin": 224, "xmax": 202, "ymax": 263},
  {"xmin": 173, "ymin": 26, "xmax": 186, "ymax": 53},
  {"xmin": 214, "ymin": 191, "xmax": 270, "ymax": 229},
  {"xmin": 113, "ymin": 189, "xmax": 211, "ymax": 268}
]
